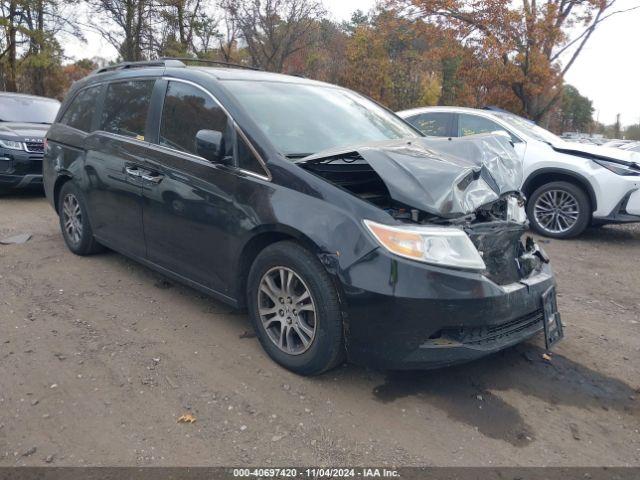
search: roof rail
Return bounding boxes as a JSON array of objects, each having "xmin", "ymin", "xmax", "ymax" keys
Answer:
[
  {"xmin": 95, "ymin": 59, "xmax": 186, "ymax": 74},
  {"xmin": 159, "ymin": 57, "xmax": 262, "ymax": 71}
]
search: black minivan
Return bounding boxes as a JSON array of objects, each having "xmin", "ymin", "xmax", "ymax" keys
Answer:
[{"xmin": 43, "ymin": 59, "xmax": 562, "ymax": 375}]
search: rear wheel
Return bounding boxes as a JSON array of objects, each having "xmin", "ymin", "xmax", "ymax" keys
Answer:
[
  {"xmin": 527, "ymin": 181, "xmax": 591, "ymax": 239},
  {"xmin": 247, "ymin": 241, "xmax": 345, "ymax": 375},
  {"xmin": 58, "ymin": 182, "xmax": 103, "ymax": 255}
]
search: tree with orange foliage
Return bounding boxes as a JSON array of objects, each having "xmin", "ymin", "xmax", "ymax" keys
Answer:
[
  {"xmin": 394, "ymin": 0, "xmax": 639, "ymax": 121},
  {"xmin": 339, "ymin": 8, "xmax": 449, "ymax": 111},
  {"xmin": 341, "ymin": 24, "xmax": 392, "ymax": 104}
]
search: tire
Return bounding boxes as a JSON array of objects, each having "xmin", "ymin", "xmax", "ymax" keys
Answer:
[
  {"xmin": 58, "ymin": 181, "xmax": 104, "ymax": 255},
  {"xmin": 527, "ymin": 181, "xmax": 591, "ymax": 239},
  {"xmin": 247, "ymin": 241, "xmax": 345, "ymax": 376}
]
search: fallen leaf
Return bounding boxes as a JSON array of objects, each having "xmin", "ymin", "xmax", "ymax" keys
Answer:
[
  {"xmin": 177, "ymin": 413, "xmax": 196, "ymax": 424},
  {"xmin": 542, "ymin": 353, "xmax": 552, "ymax": 361}
]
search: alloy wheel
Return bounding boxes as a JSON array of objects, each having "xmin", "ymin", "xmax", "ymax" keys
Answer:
[
  {"xmin": 62, "ymin": 193, "xmax": 83, "ymax": 245},
  {"xmin": 533, "ymin": 189, "xmax": 580, "ymax": 234},
  {"xmin": 257, "ymin": 266, "xmax": 317, "ymax": 355}
]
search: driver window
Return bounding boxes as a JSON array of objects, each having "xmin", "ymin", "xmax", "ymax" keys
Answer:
[
  {"xmin": 160, "ymin": 81, "xmax": 231, "ymax": 158},
  {"xmin": 458, "ymin": 114, "xmax": 519, "ymax": 142}
]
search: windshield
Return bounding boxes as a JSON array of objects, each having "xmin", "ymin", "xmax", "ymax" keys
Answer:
[
  {"xmin": 222, "ymin": 80, "xmax": 420, "ymax": 156},
  {"xmin": 0, "ymin": 95, "xmax": 60, "ymax": 124},
  {"xmin": 494, "ymin": 112, "xmax": 562, "ymax": 145}
]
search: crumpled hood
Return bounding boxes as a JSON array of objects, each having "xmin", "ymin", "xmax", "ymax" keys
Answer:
[
  {"xmin": 552, "ymin": 140, "xmax": 640, "ymax": 166},
  {"xmin": 298, "ymin": 134, "xmax": 523, "ymax": 217},
  {"xmin": 0, "ymin": 122, "xmax": 50, "ymax": 140}
]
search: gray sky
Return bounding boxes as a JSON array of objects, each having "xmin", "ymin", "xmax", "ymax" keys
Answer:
[
  {"xmin": 64, "ymin": 0, "xmax": 639, "ymax": 127},
  {"xmin": 562, "ymin": 3, "xmax": 640, "ymax": 127}
]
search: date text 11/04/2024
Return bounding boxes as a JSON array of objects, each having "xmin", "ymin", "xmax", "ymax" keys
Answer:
[{"xmin": 232, "ymin": 468, "xmax": 400, "ymax": 478}]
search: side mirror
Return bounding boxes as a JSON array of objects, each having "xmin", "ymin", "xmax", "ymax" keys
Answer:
[{"xmin": 195, "ymin": 129, "xmax": 225, "ymax": 163}]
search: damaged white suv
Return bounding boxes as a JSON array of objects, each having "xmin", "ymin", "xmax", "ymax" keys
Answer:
[{"xmin": 398, "ymin": 106, "xmax": 640, "ymax": 238}]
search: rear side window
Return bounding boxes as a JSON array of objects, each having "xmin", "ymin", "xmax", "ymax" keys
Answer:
[
  {"xmin": 100, "ymin": 80, "xmax": 155, "ymax": 139},
  {"xmin": 459, "ymin": 114, "xmax": 503, "ymax": 136},
  {"xmin": 458, "ymin": 114, "xmax": 519, "ymax": 142},
  {"xmin": 405, "ymin": 112, "xmax": 453, "ymax": 137},
  {"xmin": 160, "ymin": 81, "xmax": 229, "ymax": 156},
  {"xmin": 60, "ymin": 85, "xmax": 102, "ymax": 132}
]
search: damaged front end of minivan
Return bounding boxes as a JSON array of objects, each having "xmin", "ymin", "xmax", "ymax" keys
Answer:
[
  {"xmin": 297, "ymin": 134, "xmax": 562, "ymax": 369},
  {"xmin": 298, "ymin": 135, "xmax": 549, "ymax": 284}
]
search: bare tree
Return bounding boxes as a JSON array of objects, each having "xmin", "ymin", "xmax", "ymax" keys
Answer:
[
  {"xmin": 154, "ymin": 0, "xmax": 207, "ymax": 55},
  {"xmin": 0, "ymin": 0, "xmax": 84, "ymax": 92},
  {"xmin": 1, "ymin": 0, "xmax": 19, "ymax": 91},
  {"xmin": 221, "ymin": 0, "xmax": 325, "ymax": 71},
  {"xmin": 86, "ymin": 0, "xmax": 152, "ymax": 61},
  {"xmin": 191, "ymin": 10, "xmax": 222, "ymax": 56},
  {"xmin": 216, "ymin": 6, "xmax": 238, "ymax": 61}
]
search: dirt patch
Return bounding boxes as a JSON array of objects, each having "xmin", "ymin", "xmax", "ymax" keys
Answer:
[
  {"xmin": 1, "ymin": 193, "xmax": 639, "ymax": 466},
  {"xmin": 373, "ymin": 344, "xmax": 639, "ymax": 447}
]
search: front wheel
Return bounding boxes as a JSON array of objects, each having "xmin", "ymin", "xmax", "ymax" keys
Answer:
[
  {"xmin": 247, "ymin": 241, "xmax": 345, "ymax": 376},
  {"xmin": 527, "ymin": 181, "xmax": 591, "ymax": 239}
]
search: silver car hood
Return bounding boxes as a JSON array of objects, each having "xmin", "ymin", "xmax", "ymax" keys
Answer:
[
  {"xmin": 298, "ymin": 134, "xmax": 523, "ymax": 217},
  {"xmin": 552, "ymin": 140, "xmax": 640, "ymax": 166}
]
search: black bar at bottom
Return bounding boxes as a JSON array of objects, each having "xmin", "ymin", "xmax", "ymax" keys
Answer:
[{"xmin": 0, "ymin": 467, "xmax": 638, "ymax": 480}]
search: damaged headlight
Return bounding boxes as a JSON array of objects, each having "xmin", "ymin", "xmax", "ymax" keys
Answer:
[
  {"xmin": 507, "ymin": 196, "xmax": 527, "ymax": 223},
  {"xmin": 593, "ymin": 158, "xmax": 640, "ymax": 176},
  {"xmin": 364, "ymin": 220, "xmax": 486, "ymax": 271}
]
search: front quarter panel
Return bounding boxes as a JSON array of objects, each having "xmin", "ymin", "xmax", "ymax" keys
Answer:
[
  {"xmin": 228, "ymin": 159, "xmax": 387, "ymax": 293},
  {"xmin": 523, "ymin": 141, "xmax": 640, "ymax": 217}
]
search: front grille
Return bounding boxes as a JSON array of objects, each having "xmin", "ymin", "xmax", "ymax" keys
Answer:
[
  {"xmin": 445, "ymin": 309, "xmax": 544, "ymax": 346},
  {"xmin": 25, "ymin": 141, "xmax": 44, "ymax": 153}
]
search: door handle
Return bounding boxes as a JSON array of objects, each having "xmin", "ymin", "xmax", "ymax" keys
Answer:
[
  {"xmin": 125, "ymin": 166, "xmax": 141, "ymax": 177},
  {"xmin": 141, "ymin": 172, "xmax": 164, "ymax": 184}
]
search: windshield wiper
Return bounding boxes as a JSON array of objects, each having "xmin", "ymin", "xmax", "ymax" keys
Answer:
[{"xmin": 285, "ymin": 153, "xmax": 313, "ymax": 159}]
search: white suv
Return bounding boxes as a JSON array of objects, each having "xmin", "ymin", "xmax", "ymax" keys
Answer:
[{"xmin": 397, "ymin": 106, "xmax": 640, "ymax": 238}]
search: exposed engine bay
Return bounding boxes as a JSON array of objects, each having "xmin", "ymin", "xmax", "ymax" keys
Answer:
[{"xmin": 297, "ymin": 134, "xmax": 550, "ymax": 284}]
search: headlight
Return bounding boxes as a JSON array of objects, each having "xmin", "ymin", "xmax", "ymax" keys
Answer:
[
  {"xmin": 593, "ymin": 158, "xmax": 640, "ymax": 176},
  {"xmin": 507, "ymin": 196, "xmax": 527, "ymax": 223},
  {"xmin": 0, "ymin": 139, "xmax": 25, "ymax": 151},
  {"xmin": 364, "ymin": 220, "xmax": 486, "ymax": 271}
]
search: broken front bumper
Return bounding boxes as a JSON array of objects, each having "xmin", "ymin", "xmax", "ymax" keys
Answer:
[
  {"xmin": 590, "ymin": 167, "xmax": 640, "ymax": 220},
  {"xmin": 340, "ymin": 249, "xmax": 557, "ymax": 370}
]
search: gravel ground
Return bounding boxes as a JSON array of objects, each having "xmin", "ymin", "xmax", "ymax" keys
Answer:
[{"xmin": 0, "ymin": 192, "xmax": 639, "ymax": 466}]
